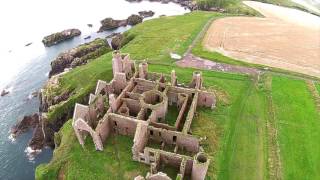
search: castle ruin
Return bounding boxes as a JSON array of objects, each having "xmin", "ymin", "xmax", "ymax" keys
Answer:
[{"xmin": 72, "ymin": 51, "xmax": 216, "ymax": 180}]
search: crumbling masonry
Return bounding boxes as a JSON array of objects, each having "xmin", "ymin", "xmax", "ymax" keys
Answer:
[{"xmin": 72, "ymin": 51, "xmax": 216, "ymax": 180}]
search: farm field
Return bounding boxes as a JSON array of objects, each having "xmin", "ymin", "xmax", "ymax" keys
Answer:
[
  {"xmin": 36, "ymin": 10, "xmax": 320, "ymax": 180},
  {"xmin": 203, "ymin": 1, "xmax": 320, "ymax": 78}
]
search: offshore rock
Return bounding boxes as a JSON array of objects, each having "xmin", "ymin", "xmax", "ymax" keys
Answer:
[
  {"xmin": 11, "ymin": 113, "xmax": 39, "ymax": 137},
  {"xmin": 98, "ymin": 18, "xmax": 127, "ymax": 32},
  {"xmin": 127, "ymin": 14, "xmax": 143, "ymax": 25},
  {"xmin": 138, "ymin": 10, "xmax": 155, "ymax": 18},
  {"xmin": 42, "ymin": 29, "xmax": 81, "ymax": 47},
  {"xmin": 1, "ymin": 89, "xmax": 9, "ymax": 97},
  {"xmin": 98, "ymin": 14, "xmax": 144, "ymax": 33}
]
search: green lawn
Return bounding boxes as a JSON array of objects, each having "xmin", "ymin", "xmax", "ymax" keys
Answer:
[{"xmin": 272, "ymin": 76, "xmax": 320, "ymax": 179}]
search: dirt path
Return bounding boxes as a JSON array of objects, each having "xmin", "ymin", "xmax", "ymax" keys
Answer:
[
  {"xmin": 306, "ymin": 80, "xmax": 320, "ymax": 112},
  {"xmin": 177, "ymin": 54, "xmax": 259, "ymax": 76},
  {"xmin": 203, "ymin": 1, "xmax": 320, "ymax": 78},
  {"xmin": 264, "ymin": 74, "xmax": 283, "ymax": 179}
]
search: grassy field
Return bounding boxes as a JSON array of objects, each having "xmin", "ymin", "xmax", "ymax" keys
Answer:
[
  {"xmin": 316, "ymin": 83, "xmax": 320, "ymax": 94},
  {"xmin": 192, "ymin": 72, "xmax": 271, "ymax": 180},
  {"xmin": 36, "ymin": 11, "xmax": 320, "ymax": 180},
  {"xmin": 195, "ymin": 0, "xmax": 261, "ymax": 16},
  {"xmin": 272, "ymin": 77, "xmax": 320, "ymax": 179}
]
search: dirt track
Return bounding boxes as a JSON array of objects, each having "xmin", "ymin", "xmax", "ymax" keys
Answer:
[{"xmin": 203, "ymin": 1, "xmax": 320, "ymax": 78}]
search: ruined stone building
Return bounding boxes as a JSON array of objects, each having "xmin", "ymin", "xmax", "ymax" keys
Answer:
[{"xmin": 72, "ymin": 51, "xmax": 216, "ymax": 180}]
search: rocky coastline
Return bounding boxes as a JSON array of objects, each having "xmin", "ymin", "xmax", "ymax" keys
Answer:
[
  {"xmin": 49, "ymin": 38, "xmax": 111, "ymax": 77},
  {"xmin": 42, "ymin": 29, "xmax": 81, "ymax": 47},
  {"xmin": 11, "ymin": 37, "xmax": 113, "ymax": 151}
]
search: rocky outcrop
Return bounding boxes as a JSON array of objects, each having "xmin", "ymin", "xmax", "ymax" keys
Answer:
[
  {"xmin": 11, "ymin": 114, "xmax": 39, "ymax": 137},
  {"xmin": 42, "ymin": 29, "xmax": 81, "ymax": 47},
  {"xmin": 98, "ymin": 14, "xmax": 144, "ymax": 33},
  {"xmin": 25, "ymin": 42, "xmax": 32, "ymax": 47},
  {"xmin": 40, "ymin": 90, "xmax": 72, "ymax": 112},
  {"xmin": 110, "ymin": 33, "xmax": 135, "ymax": 50},
  {"xmin": 28, "ymin": 116, "xmax": 55, "ymax": 150},
  {"xmin": 138, "ymin": 10, "xmax": 155, "ymax": 18},
  {"xmin": 111, "ymin": 34, "xmax": 125, "ymax": 50},
  {"xmin": 1, "ymin": 89, "xmax": 9, "ymax": 97},
  {"xmin": 98, "ymin": 18, "xmax": 127, "ymax": 32},
  {"xmin": 49, "ymin": 38, "xmax": 111, "ymax": 77},
  {"xmin": 106, "ymin": 32, "xmax": 120, "ymax": 39},
  {"xmin": 127, "ymin": 14, "xmax": 143, "ymax": 25}
]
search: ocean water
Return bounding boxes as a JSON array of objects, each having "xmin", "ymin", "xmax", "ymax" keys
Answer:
[{"xmin": 0, "ymin": 0, "xmax": 188, "ymax": 179}]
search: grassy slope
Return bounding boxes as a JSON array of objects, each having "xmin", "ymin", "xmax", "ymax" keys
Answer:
[
  {"xmin": 121, "ymin": 12, "xmax": 224, "ymax": 64},
  {"xmin": 272, "ymin": 76, "xmax": 320, "ymax": 179}
]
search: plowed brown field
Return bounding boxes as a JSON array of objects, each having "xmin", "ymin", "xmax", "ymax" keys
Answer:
[{"xmin": 203, "ymin": 1, "xmax": 320, "ymax": 77}]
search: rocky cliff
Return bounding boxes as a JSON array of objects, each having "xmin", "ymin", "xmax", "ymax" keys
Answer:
[{"xmin": 49, "ymin": 38, "xmax": 111, "ymax": 77}]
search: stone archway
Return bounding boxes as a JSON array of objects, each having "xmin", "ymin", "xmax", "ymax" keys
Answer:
[{"xmin": 73, "ymin": 118, "xmax": 103, "ymax": 151}]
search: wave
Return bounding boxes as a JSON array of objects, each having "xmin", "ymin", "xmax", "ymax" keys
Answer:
[
  {"xmin": 7, "ymin": 134, "xmax": 16, "ymax": 143},
  {"xmin": 24, "ymin": 146, "xmax": 42, "ymax": 162}
]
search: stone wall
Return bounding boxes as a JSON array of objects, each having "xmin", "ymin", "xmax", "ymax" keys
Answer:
[{"xmin": 72, "ymin": 51, "xmax": 216, "ymax": 180}]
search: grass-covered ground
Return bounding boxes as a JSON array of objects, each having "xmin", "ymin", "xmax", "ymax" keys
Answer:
[
  {"xmin": 316, "ymin": 83, "xmax": 320, "ymax": 94},
  {"xmin": 195, "ymin": 0, "xmax": 261, "ymax": 16},
  {"xmin": 195, "ymin": 0, "xmax": 319, "ymax": 16},
  {"xmin": 36, "ymin": 120, "xmax": 149, "ymax": 179},
  {"xmin": 272, "ymin": 77, "xmax": 320, "ymax": 179},
  {"xmin": 36, "ymin": 11, "xmax": 320, "ymax": 180}
]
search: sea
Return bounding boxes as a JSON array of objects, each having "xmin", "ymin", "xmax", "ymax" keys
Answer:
[{"xmin": 0, "ymin": 0, "xmax": 188, "ymax": 179}]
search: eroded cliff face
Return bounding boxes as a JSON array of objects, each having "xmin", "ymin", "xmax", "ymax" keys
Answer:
[
  {"xmin": 12, "ymin": 38, "xmax": 112, "ymax": 152},
  {"xmin": 49, "ymin": 38, "xmax": 112, "ymax": 77},
  {"xmin": 11, "ymin": 114, "xmax": 39, "ymax": 137}
]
